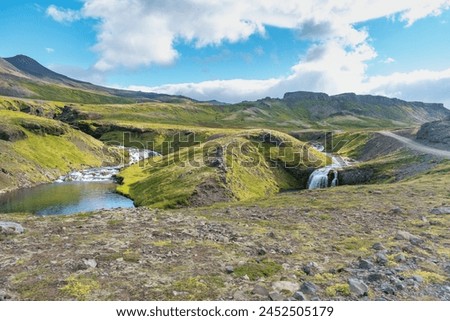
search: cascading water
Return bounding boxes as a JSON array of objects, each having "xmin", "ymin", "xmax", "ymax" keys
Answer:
[
  {"xmin": 307, "ymin": 144, "xmax": 345, "ymax": 190},
  {"xmin": 307, "ymin": 166, "xmax": 339, "ymax": 189},
  {"xmin": 55, "ymin": 147, "xmax": 160, "ymax": 183}
]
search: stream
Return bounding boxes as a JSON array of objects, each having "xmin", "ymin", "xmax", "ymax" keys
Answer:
[{"xmin": 0, "ymin": 148, "xmax": 159, "ymax": 215}]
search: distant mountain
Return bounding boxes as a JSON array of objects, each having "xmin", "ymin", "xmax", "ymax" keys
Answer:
[
  {"xmin": 0, "ymin": 54, "xmax": 192, "ymax": 104},
  {"xmin": 278, "ymin": 91, "xmax": 449, "ymax": 124},
  {"xmin": 0, "ymin": 55, "xmax": 449, "ymax": 127}
]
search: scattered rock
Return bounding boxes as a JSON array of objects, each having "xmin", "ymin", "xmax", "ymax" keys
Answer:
[
  {"xmin": 348, "ymin": 278, "xmax": 369, "ymax": 297},
  {"xmin": 233, "ymin": 290, "xmax": 248, "ymax": 301},
  {"xmin": 395, "ymin": 231, "xmax": 423, "ymax": 245},
  {"xmin": 390, "ymin": 207, "xmax": 403, "ymax": 214},
  {"xmin": 394, "ymin": 253, "xmax": 406, "ymax": 263},
  {"xmin": 444, "ymin": 264, "xmax": 450, "ymax": 275},
  {"xmin": 394, "ymin": 281, "xmax": 405, "ymax": 291},
  {"xmin": 252, "ymin": 285, "xmax": 270, "ymax": 297},
  {"xmin": 272, "ymin": 281, "xmax": 298, "ymax": 294},
  {"xmin": 303, "ymin": 262, "xmax": 320, "ymax": 275},
  {"xmin": 372, "ymin": 243, "xmax": 385, "ymax": 251},
  {"xmin": 269, "ymin": 292, "xmax": 285, "ymax": 301},
  {"xmin": 367, "ymin": 273, "xmax": 384, "ymax": 282},
  {"xmin": 358, "ymin": 259, "xmax": 374, "ymax": 270},
  {"xmin": 0, "ymin": 290, "xmax": 11, "ymax": 301},
  {"xmin": 293, "ymin": 291, "xmax": 306, "ymax": 301},
  {"xmin": 375, "ymin": 252, "xmax": 388, "ymax": 265},
  {"xmin": 83, "ymin": 258, "xmax": 97, "ymax": 269},
  {"xmin": 380, "ymin": 283, "xmax": 396, "ymax": 295},
  {"xmin": 430, "ymin": 207, "xmax": 450, "ymax": 215},
  {"xmin": 257, "ymin": 247, "xmax": 267, "ymax": 256},
  {"xmin": 0, "ymin": 222, "xmax": 24, "ymax": 235},
  {"xmin": 413, "ymin": 275, "xmax": 424, "ymax": 283},
  {"xmin": 225, "ymin": 266, "xmax": 234, "ymax": 274},
  {"xmin": 300, "ymin": 282, "xmax": 318, "ymax": 295}
]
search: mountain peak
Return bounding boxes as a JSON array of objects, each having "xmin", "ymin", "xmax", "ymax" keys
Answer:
[{"xmin": 4, "ymin": 54, "xmax": 66, "ymax": 80}]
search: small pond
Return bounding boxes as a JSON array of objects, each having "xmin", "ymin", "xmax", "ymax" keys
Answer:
[{"xmin": 0, "ymin": 181, "xmax": 134, "ymax": 216}]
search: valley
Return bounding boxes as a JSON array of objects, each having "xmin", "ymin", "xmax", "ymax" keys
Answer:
[{"xmin": 0, "ymin": 55, "xmax": 449, "ymax": 301}]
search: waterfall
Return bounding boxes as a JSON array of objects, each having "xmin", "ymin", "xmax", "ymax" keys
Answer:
[
  {"xmin": 307, "ymin": 151, "xmax": 344, "ymax": 190},
  {"xmin": 307, "ymin": 167, "xmax": 339, "ymax": 189}
]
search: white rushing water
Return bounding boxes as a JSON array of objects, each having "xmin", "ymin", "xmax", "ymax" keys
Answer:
[
  {"xmin": 307, "ymin": 143, "xmax": 349, "ymax": 190},
  {"xmin": 56, "ymin": 147, "xmax": 160, "ymax": 183},
  {"xmin": 307, "ymin": 157, "xmax": 341, "ymax": 189}
]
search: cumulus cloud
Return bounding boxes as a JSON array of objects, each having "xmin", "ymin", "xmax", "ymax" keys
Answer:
[
  {"xmin": 48, "ymin": 0, "xmax": 450, "ymax": 69},
  {"xmin": 47, "ymin": 1, "xmax": 450, "ymax": 106},
  {"xmin": 365, "ymin": 69, "xmax": 450, "ymax": 106}
]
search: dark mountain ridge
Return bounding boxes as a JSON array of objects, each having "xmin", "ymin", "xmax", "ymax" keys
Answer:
[{"xmin": 0, "ymin": 54, "xmax": 192, "ymax": 103}]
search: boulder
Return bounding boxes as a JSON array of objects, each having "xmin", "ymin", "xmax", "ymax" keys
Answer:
[
  {"xmin": 348, "ymin": 278, "xmax": 369, "ymax": 297},
  {"xmin": 395, "ymin": 231, "xmax": 423, "ymax": 244},
  {"xmin": 302, "ymin": 262, "xmax": 320, "ymax": 275},
  {"xmin": 358, "ymin": 259, "xmax": 374, "ymax": 270},
  {"xmin": 300, "ymin": 282, "xmax": 318, "ymax": 295},
  {"xmin": 272, "ymin": 281, "xmax": 299, "ymax": 294},
  {"xmin": 430, "ymin": 207, "xmax": 450, "ymax": 215},
  {"xmin": 0, "ymin": 222, "xmax": 25, "ymax": 235},
  {"xmin": 269, "ymin": 292, "xmax": 285, "ymax": 301},
  {"xmin": 293, "ymin": 291, "xmax": 306, "ymax": 301}
]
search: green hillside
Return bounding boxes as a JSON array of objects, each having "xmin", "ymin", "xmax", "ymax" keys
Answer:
[{"xmin": 0, "ymin": 110, "xmax": 120, "ymax": 192}]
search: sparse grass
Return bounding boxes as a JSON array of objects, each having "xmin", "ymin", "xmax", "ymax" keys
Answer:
[
  {"xmin": 325, "ymin": 283, "xmax": 351, "ymax": 297},
  {"xmin": 402, "ymin": 271, "xmax": 448, "ymax": 284},
  {"xmin": 169, "ymin": 275, "xmax": 225, "ymax": 300},
  {"xmin": 60, "ymin": 275, "xmax": 100, "ymax": 300},
  {"xmin": 122, "ymin": 249, "xmax": 141, "ymax": 263}
]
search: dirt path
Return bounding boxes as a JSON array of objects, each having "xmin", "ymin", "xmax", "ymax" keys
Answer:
[{"xmin": 379, "ymin": 131, "xmax": 450, "ymax": 158}]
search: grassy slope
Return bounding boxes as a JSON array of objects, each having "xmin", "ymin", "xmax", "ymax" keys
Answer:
[
  {"xmin": 0, "ymin": 110, "xmax": 120, "ymax": 192},
  {"xmin": 117, "ymin": 129, "xmax": 328, "ymax": 208},
  {"xmin": 52, "ymin": 98, "xmax": 423, "ymax": 134}
]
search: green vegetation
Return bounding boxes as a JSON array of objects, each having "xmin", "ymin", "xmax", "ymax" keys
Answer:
[
  {"xmin": 0, "ymin": 110, "xmax": 120, "ymax": 191},
  {"xmin": 20, "ymin": 81, "xmax": 132, "ymax": 104},
  {"xmin": 117, "ymin": 129, "xmax": 327, "ymax": 208},
  {"xmin": 234, "ymin": 259, "xmax": 282, "ymax": 281},
  {"xmin": 60, "ymin": 275, "xmax": 100, "ymax": 301},
  {"xmin": 325, "ymin": 283, "xmax": 351, "ymax": 297}
]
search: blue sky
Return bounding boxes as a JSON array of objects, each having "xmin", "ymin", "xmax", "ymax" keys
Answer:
[{"xmin": 1, "ymin": 1, "xmax": 450, "ymax": 106}]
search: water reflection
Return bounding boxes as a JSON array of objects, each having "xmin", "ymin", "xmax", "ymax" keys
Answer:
[{"xmin": 0, "ymin": 181, "xmax": 134, "ymax": 215}]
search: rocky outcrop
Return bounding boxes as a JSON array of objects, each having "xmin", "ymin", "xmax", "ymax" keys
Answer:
[
  {"xmin": 416, "ymin": 117, "xmax": 450, "ymax": 146},
  {"xmin": 0, "ymin": 125, "xmax": 27, "ymax": 141},
  {"xmin": 338, "ymin": 167, "xmax": 374, "ymax": 185}
]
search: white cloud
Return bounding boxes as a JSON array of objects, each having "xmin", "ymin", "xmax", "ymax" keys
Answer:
[
  {"xmin": 48, "ymin": 1, "xmax": 450, "ymax": 70},
  {"xmin": 383, "ymin": 57, "xmax": 396, "ymax": 64},
  {"xmin": 47, "ymin": 1, "xmax": 450, "ymax": 106},
  {"xmin": 364, "ymin": 69, "xmax": 450, "ymax": 106},
  {"xmin": 46, "ymin": 5, "xmax": 81, "ymax": 23},
  {"xmin": 45, "ymin": 48, "xmax": 55, "ymax": 54}
]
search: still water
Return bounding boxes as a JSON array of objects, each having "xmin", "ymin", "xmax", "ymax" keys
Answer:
[{"xmin": 0, "ymin": 181, "xmax": 135, "ymax": 215}]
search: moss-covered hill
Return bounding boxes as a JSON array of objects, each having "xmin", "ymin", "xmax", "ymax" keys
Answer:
[
  {"xmin": 117, "ymin": 129, "xmax": 328, "ymax": 208},
  {"xmin": 0, "ymin": 110, "xmax": 120, "ymax": 192}
]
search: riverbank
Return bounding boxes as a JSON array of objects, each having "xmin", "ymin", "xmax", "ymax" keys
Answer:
[{"xmin": 1, "ymin": 176, "xmax": 448, "ymax": 301}]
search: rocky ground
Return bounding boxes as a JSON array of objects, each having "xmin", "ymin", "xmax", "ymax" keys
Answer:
[{"xmin": 1, "ymin": 179, "xmax": 449, "ymax": 301}]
